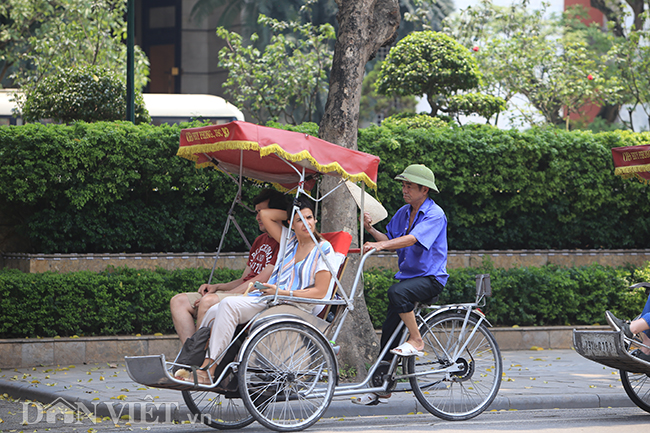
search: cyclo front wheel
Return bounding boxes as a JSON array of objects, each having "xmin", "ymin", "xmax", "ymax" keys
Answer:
[
  {"xmin": 182, "ymin": 388, "xmax": 254, "ymax": 430},
  {"xmin": 621, "ymin": 369, "xmax": 650, "ymax": 413},
  {"xmin": 406, "ymin": 312, "xmax": 502, "ymax": 421},
  {"xmin": 238, "ymin": 322, "xmax": 337, "ymax": 432}
]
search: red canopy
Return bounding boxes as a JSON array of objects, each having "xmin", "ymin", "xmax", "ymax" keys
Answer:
[
  {"xmin": 177, "ymin": 121, "xmax": 380, "ymax": 190},
  {"xmin": 612, "ymin": 144, "xmax": 650, "ymax": 184}
]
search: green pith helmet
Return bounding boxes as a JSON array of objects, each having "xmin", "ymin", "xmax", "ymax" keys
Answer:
[{"xmin": 394, "ymin": 164, "xmax": 439, "ymax": 193}]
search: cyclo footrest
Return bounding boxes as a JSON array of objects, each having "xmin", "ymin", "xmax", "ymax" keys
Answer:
[
  {"xmin": 573, "ymin": 330, "xmax": 650, "ymax": 374},
  {"xmin": 124, "ymin": 355, "xmax": 198, "ymax": 391}
]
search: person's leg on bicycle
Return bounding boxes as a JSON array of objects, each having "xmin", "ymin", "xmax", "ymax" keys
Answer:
[
  {"xmin": 381, "ymin": 276, "xmax": 444, "ymax": 358},
  {"xmin": 354, "ymin": 276, "xmax": 443, "ymax": 406},
  {"xmin": 607, "ymin": 293, "xmax": 650, "ymax": 358}
]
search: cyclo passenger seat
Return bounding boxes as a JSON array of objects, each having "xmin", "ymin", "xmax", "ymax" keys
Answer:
[{"xmin": 211, "ymin": 231, "xmax": 352, "ymax": 387}]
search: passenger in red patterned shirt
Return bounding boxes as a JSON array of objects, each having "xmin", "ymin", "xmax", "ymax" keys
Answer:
[{"xmin": 170, "ymin": 189, "xmax": 287, "ymax": 343}]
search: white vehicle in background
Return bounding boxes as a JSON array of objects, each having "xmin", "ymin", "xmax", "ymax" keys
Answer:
[
  {"xmin": 142, "ymin": 93, "xmax": 244, "ymax": 125},
  {"xmin": 0, "ymin": 89, "xmax": 244, "ymax": 126},
  {"xmin": 0, "ymin": 89, "xmax": 22, "ymax": 125}
]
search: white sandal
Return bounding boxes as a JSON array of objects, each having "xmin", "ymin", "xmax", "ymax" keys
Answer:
[
  {"xmin": 390, "ymin": 341, "xmax": 424, "ymax": 357},
  {"xmin": 351, "ymin": 392, "xmax": 391, "ymax": 406}
]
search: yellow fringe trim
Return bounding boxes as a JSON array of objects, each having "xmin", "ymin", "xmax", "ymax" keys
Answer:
[
  {"xmin": 614, "ymin": 163, "xmax": 650, "ymax": 175},
  {"xmin": 176, "ymin": 141, "xmax": 260, "ymax": 162},
  {"xmin": 618, "ymin": 172, "xmax": 650, "ymax": 185},
  {"xmin": 177, "ymin": 141, "xmax": 377, "ymax": 189}
]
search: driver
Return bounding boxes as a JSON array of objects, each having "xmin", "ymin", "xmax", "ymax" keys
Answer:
[{"xmin": 353, "ymin": 164, "xmax": 449, "ymax": 406}]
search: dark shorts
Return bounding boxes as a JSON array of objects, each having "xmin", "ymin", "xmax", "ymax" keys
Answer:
[
  {"xmin": 387, "ymin": 275, "xmax": 444, "ymax": 314},
  {"xmin": 380, "ymin": 275, "xmax": 445, "ymax": 358}
]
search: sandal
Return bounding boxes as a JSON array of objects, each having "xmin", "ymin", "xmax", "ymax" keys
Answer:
[
  {"xmin": 175, "ymin": 367, "xmax": 211, "ymax": 385},
  {"xmin": 351, "ymin": 392, "xmax": 391, "ymax": 406},
  {"xmin": 390, "ymin": 341, "xmax": 424, "ymax": 357}
]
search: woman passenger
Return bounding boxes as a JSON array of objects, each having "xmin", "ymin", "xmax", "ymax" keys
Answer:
[{"xmin": 177, "ymin": 197, "xmax": 335, "ymax": 385}]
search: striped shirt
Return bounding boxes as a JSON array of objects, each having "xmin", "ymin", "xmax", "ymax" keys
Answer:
[{"xmin": 267, "ymin": 226, "xmax": 335, "ymax": 295}]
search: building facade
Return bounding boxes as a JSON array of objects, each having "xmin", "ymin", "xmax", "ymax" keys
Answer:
[{"xmin": 135, "ymin": 0, "xmax": 240, "ymax": 97}]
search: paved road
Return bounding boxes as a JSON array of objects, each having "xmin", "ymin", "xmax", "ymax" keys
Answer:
[
  {"xmin": 0, "ymin": 348, "xmax": 638, "ymax": 424},
  {"xmin": 1, "ymin": 399, "xmax": 648, "ymax": 432}
]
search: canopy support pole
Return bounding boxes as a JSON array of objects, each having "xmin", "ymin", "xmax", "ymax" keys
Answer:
[
  {"xmin": 360, "ymin": 182, "xmax": 365, "ymax": 257},
  {"xmin": 206, "ymin": 150, "xmax": 253, "ymax": 284}
]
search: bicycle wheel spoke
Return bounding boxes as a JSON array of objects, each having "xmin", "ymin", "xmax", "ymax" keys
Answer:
[
  {"xmin": 240, "ymin": 322, "xmax": 336, "ymax": 431},
  {"xmin": 408, "ymin": 313, "xmax": 502, "ymax": 421},
  {"xmin": 622, "ymin": 370, "xmax": 650, "ymax": 413},
  {"xmin": 182, "ymin": 388, "xmax": 253, "ymax": 429}
]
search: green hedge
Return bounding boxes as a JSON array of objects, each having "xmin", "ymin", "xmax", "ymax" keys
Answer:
[
  {"xmin": 1, "ymin": 121, "xmax": 650, "ymax": 253},
  {"xmin": 357, "ymin": 122, "xmax": 650, "ymax": 250},
  {"xmin": 1, "ymin": 263, "xmax": 649, "ymax": 338},
  {"xmin": 0, "ymin": 267, "xmax": 240, "ymax": 338},
  {"xmin": 0, "ymin": 121, "xmax": 263, "ymax": 253},
  {"xmin": 363, "ymin": 260, "xmax": 650, "ymax": 328}
]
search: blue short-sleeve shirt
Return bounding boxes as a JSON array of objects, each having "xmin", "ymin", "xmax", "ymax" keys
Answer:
[{"xmin": 385, "ymin": 197, "xmax": 449, "ymax": 285}]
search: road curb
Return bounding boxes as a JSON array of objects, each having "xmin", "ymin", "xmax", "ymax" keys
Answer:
[{"xmin": 0, "ymin": 326, "xmax": 612, "ymax": 369}]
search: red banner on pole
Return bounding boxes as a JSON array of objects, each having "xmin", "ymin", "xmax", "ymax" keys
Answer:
[{"xmin": 611, "ymin": 145, "xmax": 650, "ymax": 184}]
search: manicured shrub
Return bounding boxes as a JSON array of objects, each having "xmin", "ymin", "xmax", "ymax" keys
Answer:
[
  {"xmin": 22, "ymin": 66, "xmax": 150, "ymax": 124},
  {"xmin": 357, "ymin": 123, "xmax": 650, "ymax": 250},
  {"xmin": 0, "ymin": 121, "xmax": 264, "ymax": 253},
  {"xmin": 363, "ymin": 261, "xmax": 650, "ymax": 328},
  {"xmin": 2, "ymin": 121, "xmax": 650, "ymax": 253},
  {"xmin": 1, "ymin": 262, "xmax": 648, "ymax": 338},
  {"xmin": 0, "ymin": 267, "xmax": 240, "ymax": 338}
]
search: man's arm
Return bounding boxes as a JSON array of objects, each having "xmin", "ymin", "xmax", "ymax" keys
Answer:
[
  {"xmin": 363, "ymin": 234, "xmax": 417, "ymax": 254},
  {"xmin": 223, "ymin": 263, "xmax": 276, "ymax": 295},
  {"xmin": 363, "ymin": 211, "xmax": 389, "ymax": 242},
  {"xmin": 259, "ymin": 208, "xmax": 288, "ymax": 244},
  {"xmin": 197, "ymin": 264, "xmax": 253, "ymax": 295}
]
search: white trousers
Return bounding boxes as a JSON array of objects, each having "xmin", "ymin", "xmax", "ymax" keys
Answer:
[{"xmin": 199, "ymin": 296, "xmax": 266, "ymax": 361}]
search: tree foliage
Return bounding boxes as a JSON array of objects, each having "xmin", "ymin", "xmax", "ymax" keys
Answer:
[
  {"xmin": 445, "ymin": 0, "xmax": 623, "ymax": 129},
  {"xmin": 216, "ymin": 14, "xmax": 335, "ymax": 125},
  {"xmin": 605, "ymin": 26, "xmax": 650, "ymax": 131},
  {"xmin": 375, "ymin": 30, "xmax": 505, "ymax": 122},
  {"xmin": 359, "ymin": 61, "xmax": 417, "ymax": 126},
  {"xmin": 0, "ymin": 0, "xmax": 149, "ymax": 90},
  {"xmin": 190, "ymin": 0, "xmax": 455, "ymax": 42},
  {"xmin": 22, "ymin": 66, "xmax": 150, "ymax": 124}
]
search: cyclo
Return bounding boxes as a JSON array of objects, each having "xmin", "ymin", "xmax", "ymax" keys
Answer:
[
  {"xmin": 573, "ymin": 144, "xmax": 650, "ymax": 415},
  {"xmin": 125, "ymin": 121, "xmax": 503, "ymax": 432}
]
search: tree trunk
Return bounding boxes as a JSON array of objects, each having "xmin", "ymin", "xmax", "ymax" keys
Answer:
[{"xmin": 318, "ymin": 0, "xmax": 400, "ymax": 378}]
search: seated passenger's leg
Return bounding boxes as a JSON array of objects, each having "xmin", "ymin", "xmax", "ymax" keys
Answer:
[
  {"xmin": 202, "ymin": 297, "xmax": 266, "ymax": 374},
  {"xmin": 195, "ymin": 293, "xmax": 222, "ymax": 332},
  {"xmin": 170, "ymin": 292, "xmax": 200, "ymax": 344}
]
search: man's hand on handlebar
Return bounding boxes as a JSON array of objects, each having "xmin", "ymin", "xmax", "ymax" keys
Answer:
[{"xmin": 363, "ymin": 241, "xmax": 382, "ymax": 254}]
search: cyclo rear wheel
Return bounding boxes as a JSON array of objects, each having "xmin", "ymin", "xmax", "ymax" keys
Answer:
[
  {"xmin": 406, "ymin": 312, "xmax": 502, "ymax": 421},
  {"xmin": 238, "ymin": 322, "xmax": 337, "ymax": 432},
  {"xmin": 621, "ymin": 369, "xmax": 650, "ymax": 413},
  {"xmin": 182, "ymin": 386, "xmax": 254, "ymax": 429}
]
